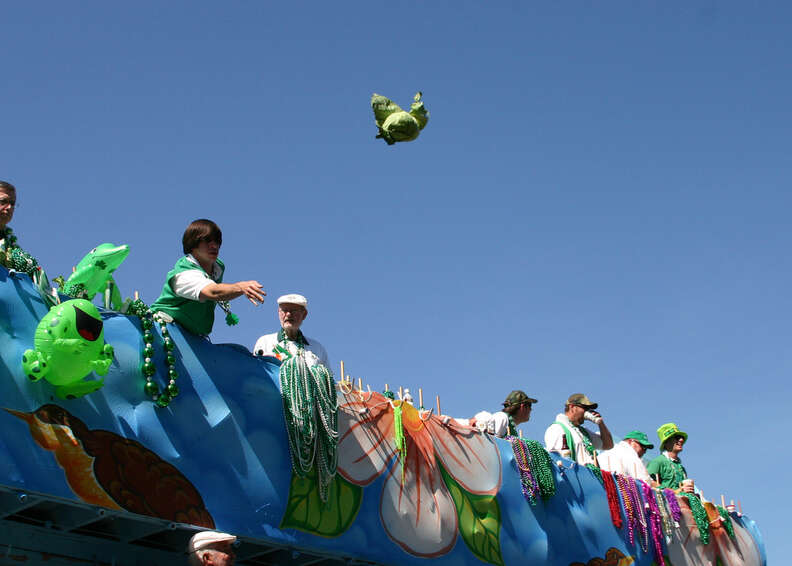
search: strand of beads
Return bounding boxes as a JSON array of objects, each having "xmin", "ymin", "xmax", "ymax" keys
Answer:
[
  {"xmin": 654, "ymin": 489, "xmax": 675, "ymax": 542},
  {"xmin": 524, "ymin": 439, "xmax": 556, "ymax": 500},
  {"xmin": 128, "ymin": 301, "xmax": 179, "ymax": 408},
  {"xmin": 642, "ymin": 482, "xmax": 666, "ymax": 566},
  {"xmin": 279, "ymin": 351, "xmax": 338, "ymax": 502},
  {"xmin": 627, "ymin": 477, "xmax": 650, "ymax": 553},
  {"xmin": 717, "ymin": 505, "xmax": 735, "ymax": 538},
  {"xmin": 682, "ymin": 493, "xmax": 710, "ymax": 545},
  {"xmin": 662, "ymin": 489, "xmax": 682, "ymax": 525},
  {"xmin": 510, "ymin": 437, "xmax": 539, "ymax": 505},
  {"xmin": 601, "ymin": 470, "xmax": 623, "ymax": 528},
  {"xmin": 616, "ymin": 474, "xmax": 636, "ymax": 545}
]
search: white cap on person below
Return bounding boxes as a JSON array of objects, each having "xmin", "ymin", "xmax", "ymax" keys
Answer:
[
  {"xmin": 277, "ymin": 293, "xmax": 307, "ymax": 307},
  {"xmin": 188, "ymin": 530, "xmax": 237, "ymax": 554}
]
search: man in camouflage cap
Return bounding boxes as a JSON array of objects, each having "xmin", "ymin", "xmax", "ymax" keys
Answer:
[
  {"xmin": 470, "ymin": 390, "xmax": 538, "ymax": 438},
  {"xmin": 544, "ymin": 393, "xmax": 614, "ymax": 466}
]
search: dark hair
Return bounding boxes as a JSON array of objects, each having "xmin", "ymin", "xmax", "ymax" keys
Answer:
[
  {"xmin": 503, "ymin": 403, "xmax": 523, "ymax": 416},
  {"xmin": 182, "ymin": 219, "xmax": 222, "ymax": 254},
  {"xmin": 0, "ymin": 181, "xmax": 17, "ymax": 192},
  {"xmin": 662, "ymin": 435, "xmax": 683, "ymax": 452}
]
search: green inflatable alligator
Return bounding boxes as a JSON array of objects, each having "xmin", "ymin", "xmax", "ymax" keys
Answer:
[{"xmin": 63, "ymin": 243, "xmax": 129, "ymax": 310}]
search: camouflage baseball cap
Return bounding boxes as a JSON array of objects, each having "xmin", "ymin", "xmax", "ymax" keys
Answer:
[
  {"xmin": 566, "ymin": 393, "xmax": 598, "ymax": 410},
  {"xmin": 503, "ymin": 390, "xmax": 538, "ymax": 408},
  {"xmin": 623, "ymin": 430, "xmax": 654, "ymax": 449}
]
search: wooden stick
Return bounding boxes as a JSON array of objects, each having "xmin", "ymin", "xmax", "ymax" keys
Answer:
[
  {"xmin": 721, "ymin": 494, "xmax": 726, "ymax": 509},
  {"xmin": 385, "ymin": 383, "xmax": 389, "ymax": 392},
  {"xmin": 730, "ymin": 499, "xmax": 735, "ymax": 506},
  {"xmin": 134, "ymin": 290, "xmax": 139, "ymax": 300},
  {"xmin": 399, "ymin": 386, "xmax": 403, "ymax": 400},
  {"xmin": 340, "ymin": 361, "xmax": 345, "ymax": 383},
  {"xmin": 357, "ymin": 377, "xmax": 363, "ymax": 391},
  {"xmin": 738, "ymin": 500, "xmax": 743, "ymax": 514},
  {"xmin": 436, "ymin": 395, "xmax": 441, "ymax": 415},
  {"xmin": 518, "ymin": 429, "xmax": 523, "ymax": 438},
  {"xmin": 419, "ymin": 388, "xmax": 423, "ymax": 408}
]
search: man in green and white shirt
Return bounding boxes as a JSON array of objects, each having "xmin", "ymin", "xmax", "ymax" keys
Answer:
[
  {"xmin": 647, "ymin": 422, "xmax": 694, "ymax": 493},
  {"xmin": 544, "ymin": 393, "xmax": 614, "ymax": 466},
  {"xmin": 253, "ymin": 294, "xmax": 329, "ymax": 368}
]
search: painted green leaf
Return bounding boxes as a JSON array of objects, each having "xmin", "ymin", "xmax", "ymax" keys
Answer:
[
  {"xmin": 279, "ymin": 469, "xmax": 362, "ymax": 538},
  {"xmin": 440, "ymin": 463, "xmax": 504, "ymax": 566}
]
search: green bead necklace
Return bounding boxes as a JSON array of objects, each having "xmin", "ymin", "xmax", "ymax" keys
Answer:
[
  {"xmin": 1, "ymin": 228, "xmax": 40, "ymax": 278},
  {"xmin": 683, "ymin": 492, "xmax": 710, "ymax": 545},
  {"xmin": 585, "ymin": 463, "xmax": 604, "ymax": 485},
  {"xmin": 717, "ymin": 505, "xmax": 735, "ymax": 538},
  {"xmin": 279, "ymin": 348, "xmax": 338, "ymax": 502},
  {"xmin": 127, "ymin": 300, "xmax": 180, "ymax": 408}
]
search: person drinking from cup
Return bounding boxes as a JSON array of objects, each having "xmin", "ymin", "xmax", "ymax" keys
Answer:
[
  {"xmin": 544, "ymin": 393, "xmax": 614, "ymax": 466},
  {"xmin": 647, "ymin": 422, "xmax": 694, "ymax": 493}
]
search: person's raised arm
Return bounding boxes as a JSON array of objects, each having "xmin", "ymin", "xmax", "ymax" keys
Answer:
[
  {"xmin": 200, "ymin": 280, "xmax": 265, "ymax": 304},
  {"xmin": 587, "ymin": 410, "xmax": 614, "ymax": 450}
]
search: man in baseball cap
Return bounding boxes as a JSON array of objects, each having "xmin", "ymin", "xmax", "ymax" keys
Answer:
[
  {"xmin": 544, "ymin": 393, "xmax": 614, "ymax": 466},
  {"xmin": 470, "ymin": 389, "xmax": 538, "ymax": 438},
  {"xmin": 598, "ymin": 430, "xmax": 656, "ymax": 483},
  {"xmin": 187, "ymin": 530, "xmax": 237, "ymax": 566}
]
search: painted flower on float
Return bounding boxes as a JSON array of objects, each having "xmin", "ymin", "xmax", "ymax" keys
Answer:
[{"xmin": 337, "ymin": 390, "xmax": 502, "ymax": 558}]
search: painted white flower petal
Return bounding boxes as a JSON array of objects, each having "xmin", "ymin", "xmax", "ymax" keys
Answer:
[
  {"xmin": 426, "ymin": 416, "xmax": 502, "ymax": 495},
  {"xmin": 379, "ymin": 444, "xmax": 458, "ymax": 558}
]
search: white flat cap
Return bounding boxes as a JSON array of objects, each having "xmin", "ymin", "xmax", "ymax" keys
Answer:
[
  {"xmin": 277, "ymin": 293, "xmax": 307, "ymax": 307},
  {"xmin": 188, "ymin": 531, "xmax": 237, "ymax": 553}
]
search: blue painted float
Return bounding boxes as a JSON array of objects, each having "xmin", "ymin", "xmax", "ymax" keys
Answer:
[{"xmin": 0, "ymin": 266, "xmax": 765, "ymax": 566}]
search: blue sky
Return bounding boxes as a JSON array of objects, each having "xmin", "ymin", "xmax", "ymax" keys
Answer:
[{"xmin": 2, "ymin": 2, "xmax": 789, "ymax": 562}]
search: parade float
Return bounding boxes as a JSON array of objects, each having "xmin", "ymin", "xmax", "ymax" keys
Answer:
[{"xmin": 0, "ymin": 252, "xmax": 766, "ymax": 566}]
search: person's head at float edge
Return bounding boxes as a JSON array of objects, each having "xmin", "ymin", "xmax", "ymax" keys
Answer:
[
  {"xmin": 183, "ymin": 219, "xmax": 222, "ymax": 271},
  {"xmin": 188, "ymin": 531, "xmax": 236, "ymax": 566},
  {"xmin": 0, "ymin": 181, "xmax": 17, "ymax": 230}
]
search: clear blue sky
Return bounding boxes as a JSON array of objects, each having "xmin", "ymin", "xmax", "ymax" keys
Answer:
[{"xmin": 2, "ymin": 2, "xmax": 789, "ymax": 562}]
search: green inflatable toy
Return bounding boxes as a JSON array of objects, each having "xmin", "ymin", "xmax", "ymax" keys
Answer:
[
  {"xmin": 21, "ymin": 299, "xmax": 114, "ymax": 399},
  {"xmin": 63, "ymin": 243, "xmax": 129, "ymax": 310},
  {"xmin": 371, "ymin": 92, "xmax": 429, "ymax": 145}
]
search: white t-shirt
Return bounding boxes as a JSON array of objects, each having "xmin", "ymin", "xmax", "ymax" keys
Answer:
[
  {"xmin": 472, "ymin": 411, "xmax": 511, "ymax": 438},
  {"xmin": 253, "ymin": 331, "xmax": 329, "ymax": 368},
  {"xmin": 544, "ymin": 413, "xmax": 603, "ymax": 466},
  {"xmin": 598, "ymin": 440, "xmax": 651, "ymax": 482},
  {"xmin": 171, "ymin": 254, "xmax": 222, "ymax": 302}
]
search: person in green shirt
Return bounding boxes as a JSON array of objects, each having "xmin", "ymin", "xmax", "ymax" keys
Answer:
[
  {"xmin": 152, "ymin": 219, "xmax": 265, "ymax": 336},
  {"xmin": 646, "ymin": 422, "xmax": 695, "ymax": 493}
]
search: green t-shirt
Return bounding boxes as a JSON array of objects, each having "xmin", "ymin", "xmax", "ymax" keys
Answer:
[
  {"xmin": 151, "ymin": 256, "xmax": 224, "ymax": 336},
  {"xmin": 646, "ymin": 453, "xmax": 687, "ymax": 489}
]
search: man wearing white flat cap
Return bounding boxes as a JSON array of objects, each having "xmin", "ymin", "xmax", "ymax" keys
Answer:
[
  {"xmin": 187, "ymin": 530, "xmax": 237, "ymax": 566},
  {"xmin": 253, "ymin": 293, "xmax": 329, "ymax": 368}
]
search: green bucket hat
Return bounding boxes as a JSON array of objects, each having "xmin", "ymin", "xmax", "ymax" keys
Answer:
[
  {"xmin": 503, "ymin": 390, "xmax": 538, "ymax": 408},
  {"xmin": 657, "ymin": 422, "xmax": 688, "ymax": 447},
  {"xmin": 623, "ymin": 430, "xmax": 654, "ymax": 449}
]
